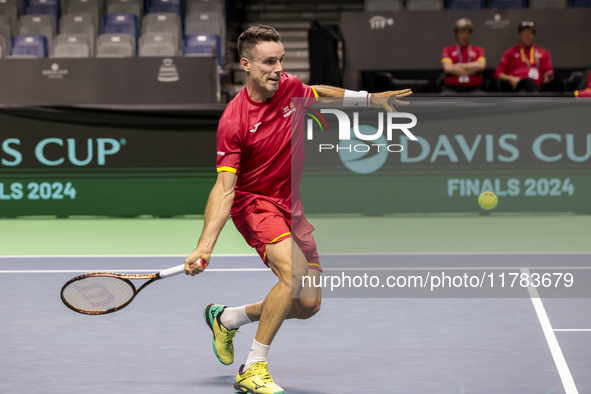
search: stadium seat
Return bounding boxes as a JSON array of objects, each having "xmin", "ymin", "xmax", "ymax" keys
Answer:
[
  {"xmin": 106, "ymin": 0, "xmax": 142, "ymax": 18},
  {"xmin": 185, "ymin": 11, "xmax": 224, "ymax": 60},
  {"xmin": 52, "ymin": 33, "xmax": 90, "ymax": 57},
  {"xmin": 25, "ymin": 0, "xmax": 60, "ymax": 21},
  {"xmin": 529, "ymin": 0, "xmax": 566, "ymax": 7},
  {"xmin": 186, "ymin": 0, "xmax": 224, "ymax": 15},
  {"xmin": 571, "ymin": 0, "xmax": 591, "ymax": 6},
  {"xmin": 183, "ymin": 32, "xmax": 220, "ymax": 62},
  {"xmin": 446, "ymin": 0, "xmax": 485, "ymax": 9},
  {"xmin": 96, "ymin": 32, "xmax": 135, "ymax": 56},
  {"xmin": 138, "ymin": 32, "xmax": 178, "ymax": 56},
  {"xmin": 142, "ymin": 12, "xmax": 181, "ymax": 50},
  {"xmin": 10, "ymin": 34, "xmax": 48, "ymax": 57},
  {"xmin": 0, "ymin": 3, "xmax": 18, "ymax": 33},
  {"xmin": 60, "ymin": 13, "xmax": 95, "ymax": 54},
  {"xmin": 146, "ymin": 0, "xmax": 181, "ymax": 15},
  {"xmin": 18, "ymin": 14, "xmax": 55, "ymax": 49},
  {"xmin": 364, "ymin": 0, "xmax": 403, "ymax": 11},
  {"xmin": 102, "ymin": 13, "xmax": 138, "ymax": 41},
  {"xmin": 66, "ymin": 0, "xmax": 101, "ymax": 29},
  {"xmin": 0, "ymin": 34, "xmax": 5, "ymax": 57},
  {"xmin": 488, "ymin": 0, "xmax": 526, "ymax": 8},
  {"xmin": 0, "ymin": 15, "xmax": 11, "ymax": 46},
  {"xmin": 407, "ymin": 0, "xmax": 444, "ymax": 10}
]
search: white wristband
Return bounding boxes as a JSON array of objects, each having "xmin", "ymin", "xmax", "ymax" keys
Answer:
[{"xmin": 343, "ymin": 90, "xmax": 371, "ymax": 107}]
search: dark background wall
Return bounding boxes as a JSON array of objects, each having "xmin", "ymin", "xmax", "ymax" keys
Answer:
[{"xmin": 341, "ymin": 8, "xmax": 591, "ymax": 89}]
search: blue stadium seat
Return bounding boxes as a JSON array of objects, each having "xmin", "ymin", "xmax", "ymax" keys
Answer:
[
  {"xmin": 183, "ymin": 32, "xmax": 220, "ymax": 63},
  {"xmin": 571, "ymin": 0, "xmax": 591, "ymax": 6},
  {"xmin": 25, "ymin": 0, "xmax": 60, "ymax": 20},
  {"xmin": 488, "ymin": 0, "xmax": 526, "ymax": 8},
  {"xmin": 10, "ymin": 34, "xmax": 48, "ymax": 57},
  {"xmin": 102, "ymin": 13, "xmax": 139, "ymax": 41},
  {"xmin": 446, "ymin": 0, "xmax": 485, "ymax": 9},
  {"xmin": 146, "ymin": 0, "xmax": 181, "ymax": 15}
]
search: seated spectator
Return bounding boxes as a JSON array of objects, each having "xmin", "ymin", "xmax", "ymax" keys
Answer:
[
  {"xmin": 495, "ymin": 21, "xmax": 554, "ymax": 93},
  {"xmin": 575, "ymin": 70, "xmax": 591, "ymax": 97},
  {"xmin": 441, "ymin": 18, "xmax": 486, "ymax": 93}
]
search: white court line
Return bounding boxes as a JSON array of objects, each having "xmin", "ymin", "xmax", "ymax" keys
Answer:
[
  {"xmin": 554, "ymin": 329, "xmax": 591, "ymax": 332},
  {"xmin": 521, "ymin": 267, "xmax": 579, "ymax": 394},
  {"xmin": 1, "ymin": 266, "xmax": 590, "ymax": 274},
  {"xmin": 1, "ymin": 251, "xmax": 591, "ymax": 258},
  {"xmin": 0, "ymin": 268, "xmax": 269, "ymax": 274}
]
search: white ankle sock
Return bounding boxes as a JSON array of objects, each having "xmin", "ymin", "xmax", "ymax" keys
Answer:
[
  {"xmin": 220, "ymin": 305, "xmax": 252, "ymax": 330},
  {"xmin": 244, "ymin": 340, "xmax": 270, "ymax": 370}
]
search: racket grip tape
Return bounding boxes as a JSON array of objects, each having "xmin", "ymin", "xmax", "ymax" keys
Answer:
[{"xmin": 159, "ymin": 259, "xmax": 205, "ymax": 279}]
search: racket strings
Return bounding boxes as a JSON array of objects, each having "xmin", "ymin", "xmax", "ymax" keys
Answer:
[{"xmin": 62, "ymin": 276, "xmax": 135, "ymax": 312}]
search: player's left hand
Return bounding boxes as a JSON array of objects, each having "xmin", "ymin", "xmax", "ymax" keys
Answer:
[{"xmin": 370, "ymin": 89, "xmax": 413, "ymax": 112}]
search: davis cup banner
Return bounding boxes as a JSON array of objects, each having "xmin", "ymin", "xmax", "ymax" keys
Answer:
[{"xmin": 295, "ymin": 97, "xmax": 591, "ymax": 214}]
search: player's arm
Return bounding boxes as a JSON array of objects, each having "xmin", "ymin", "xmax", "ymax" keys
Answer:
[
  {"xmin": 184, "ymin": 170, "xmax": 237, "ymax": 275},
  {"xmin": 458, "ymin": 58, "xmax": 486, "ymax": 74},
  {"xmin": 310, "ymin": 85, "xmax": 412, "ymax": 113}
]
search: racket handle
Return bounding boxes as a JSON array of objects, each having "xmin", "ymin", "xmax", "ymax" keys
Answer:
[{"xmin": 159, "ymin": 259, "xmax": 204, "ymax": 279}]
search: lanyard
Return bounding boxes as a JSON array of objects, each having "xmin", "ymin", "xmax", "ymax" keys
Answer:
[
  {"xmin": 456, "ymin": 45, "xmax": 472, "ymax": 64},
  {"xmin": 520, "ymin": 47, "xmax": 539, "ymax": 69}
]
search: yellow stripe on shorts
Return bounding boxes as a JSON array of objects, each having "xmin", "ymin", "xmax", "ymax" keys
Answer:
[{"xmin": 270, "ymin": 232, "xmax": 291, "ymax": 243}]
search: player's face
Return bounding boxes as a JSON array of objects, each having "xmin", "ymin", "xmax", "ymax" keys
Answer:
[
  {"xmin": 245, "ymin": 41, "xmax": 285, "ymax": 96},
  {"xmin": 519, "ymin": 30, "xmax": 535, "ymax": 47},
  {"xmin": 455, "ymin": 29, "xmax": 472, "ymax": 47}
]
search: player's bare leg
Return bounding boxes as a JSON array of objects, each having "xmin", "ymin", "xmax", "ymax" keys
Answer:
[{"xmin": 244, "ymin": 269, "xmax": 321, "ymax": 321}]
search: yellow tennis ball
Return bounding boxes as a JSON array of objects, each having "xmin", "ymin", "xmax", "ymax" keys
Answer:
[{"xmin": 478, "ymin": 191, "xmax": 498, "ymax": 210}]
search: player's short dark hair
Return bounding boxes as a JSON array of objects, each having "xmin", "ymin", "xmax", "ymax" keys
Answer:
[
  {"xmin": 238, "ymin": 25, "xmax": 282, "ymax": 59},
  {"xmin": 518, "ymin": 21, "xmax": 536, "ymax": 34}
]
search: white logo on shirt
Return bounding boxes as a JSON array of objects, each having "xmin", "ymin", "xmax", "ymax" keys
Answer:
[
  {"xmin": 217, "ymin": 151, "xmax": 225, "ymax": 156},
  {"xmin": 249, "ymin": 122, "xmax": 262, "ymax": 133}
]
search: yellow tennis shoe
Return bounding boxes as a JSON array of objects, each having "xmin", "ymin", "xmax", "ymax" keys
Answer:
[
  {"xmin": 204, "ymin": 303, "xmax": 237, "ymax": 365},
  {"xmin": 235, "ymin": 361, "xmax": 285, "ymax": 394}
]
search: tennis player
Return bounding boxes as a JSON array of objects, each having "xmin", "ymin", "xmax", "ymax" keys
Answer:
[{"xmin": 185, "ymin": 25, "xmax": 412, "ymax": 394}]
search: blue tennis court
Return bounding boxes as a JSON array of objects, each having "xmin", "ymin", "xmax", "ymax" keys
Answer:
[{"xmin": 2, "ymin": 254, "xmax": 590, "ymax": 393}]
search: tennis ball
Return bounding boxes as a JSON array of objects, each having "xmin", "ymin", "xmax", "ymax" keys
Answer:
[{"xmin": 478, "ymin": 191, "xmax": 498, "ymax": 210}]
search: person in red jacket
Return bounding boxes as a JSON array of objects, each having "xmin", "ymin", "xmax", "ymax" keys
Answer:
[
  {"xmin": 575, "ymin": 71, "xmax": 591, "ymax": 97},
  {"xmin": 441, "ymin": 18, "xmax": 486, "ymax": 93},
  {"xmin": 495, "ymin": 21, "xmax": 554, "ymax": 92}
]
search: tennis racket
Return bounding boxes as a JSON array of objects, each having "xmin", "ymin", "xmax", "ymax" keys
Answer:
[{"xmin": 61, "ymin": 259, "xmax": 204, "ymax": 315}]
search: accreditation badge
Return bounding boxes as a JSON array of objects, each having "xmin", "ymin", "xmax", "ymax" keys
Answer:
[
  {"xmin": 459, "ymin": 75, "xmax": 470, "ymax": 84},
  {"xmin": 528, "ymin": 68, "xmax": 540, "ymax": 80}
]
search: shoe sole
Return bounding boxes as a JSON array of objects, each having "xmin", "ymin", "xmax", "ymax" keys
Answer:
[
  {"xmin": 234, "ymin": 382, "xmax": 284, "ymax": 394},
  {"xmin": 203, "ymin": 303, "xmax": 232, "ymax": 366}
]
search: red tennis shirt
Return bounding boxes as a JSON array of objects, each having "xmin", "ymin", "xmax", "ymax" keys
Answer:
[
  {"xmin": 495, "ymin": 45, "xmax": 553, "ymax": 87},
  {"xmin": 441, "ymin": 44, "xmax": 485, "ymax": 87},
  {"xmin": 216, "ymin": 72, "xmax": 317, "ymax": 217}
]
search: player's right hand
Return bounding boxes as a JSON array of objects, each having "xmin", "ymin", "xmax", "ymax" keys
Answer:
[{"xmin": 184, "ymin": 251, "xmax": 210, "ymax": 276}]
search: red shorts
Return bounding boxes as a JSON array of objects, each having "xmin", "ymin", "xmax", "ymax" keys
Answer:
[{"xmin": 231, "ymin": 199, "xmax": 322, "ymax": 272}]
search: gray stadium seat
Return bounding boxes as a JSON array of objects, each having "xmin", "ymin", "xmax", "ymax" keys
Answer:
[
  {"xmin": 530, "ymin": 0, "xmax": 566, "ymax": 7},
  {"xmin": 51, "ymin": 33, "xmax": 91, "ymax": 57},
  {"xmin": 66, "ymin": 0, "xmax": 101, "ymax": 30},
  {"xmin": 0, "ymin": 15, "xmax": 11, "ymax": 49},
  {"xmin": 138, "ymin": 32, "xmax": 178, "ymax": 56},
  {"xmin": 60, "ymin": 13, "xmax": 96, "ymax": 55},
  {"xmin": 407, "ymin": 0, "xmax": 444, "ymax": 10},
  {"xmin": 106, "ymin": 0, "xmax": 142, "ymax": 18},
  {"xmin": 18, "ymin": 15, "xmax": 56, "ymax": 50},
  {"xmin": 96, "ymin": 33, "xmax": 135, "ymax": 57},
  {"xmin": 0, "ymin": 3, "xmax": 18, "ymax": 34},
  {"xmin": 185, "ymin": 11, "xmax": 224, "ymax": 57},
  {"xmin": 142, "ymin": 13, "xmax": 181, "ymax": 51},
  {"xmin": 365, "ymin": 0, "xmax": 403, "ymax": 11},
  {"xmin": 186, "ymin": 0, "xmax": 224, "ymax": 15},
  {"xmin": 0, "ymin": 34, "xmax": 5, "ymax": 58}
]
